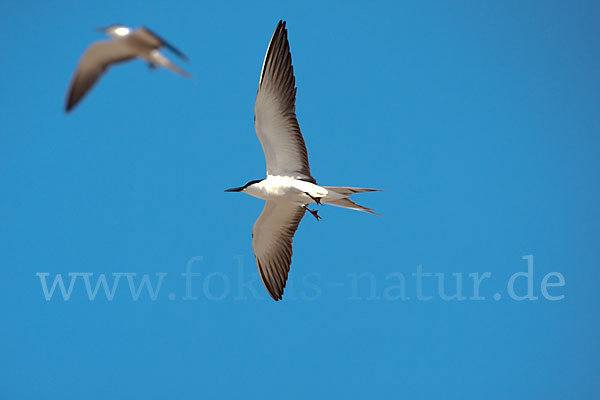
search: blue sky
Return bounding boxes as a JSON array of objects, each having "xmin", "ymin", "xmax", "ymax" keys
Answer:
[{"xmin": 1, "ymin": 0, "xmax": 599, "ymax": 398}]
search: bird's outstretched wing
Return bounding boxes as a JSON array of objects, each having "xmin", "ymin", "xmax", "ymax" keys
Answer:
[
  {"xmin": 136, "ymin": 27, "xmax": 189, "ymax": 61},
  {"xmin": 252, "ymin": 201, "xmax": 305, "ymax": 301},
  {"xmin": 254, "ymin": 20, "xmax": 315, "ymax": 183},
  {"xmin": 65, "ymin": 40, "xmax": 136, "ymax": 112}
]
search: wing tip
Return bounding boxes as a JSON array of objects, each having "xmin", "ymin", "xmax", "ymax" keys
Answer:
[
  {"xmin": 64, "ymin": 94, "xmax": 77, "ymax": 113},
  {"xmin": 275, "ymin": 20, "xmax": 288, "ymax": 40},
  {"xmin": 142, "ymin": 25, "xmax": 189, "ymax": 62},
  {"xmin": 256, "ymin": 258, "xmax": 286, "ymax": 301},
  {"xmin": 270, "ymin": 292, "xmax": 284, "ymax": 302},
  {"xmin": 259, "ymin": 19, "xmax": 290, "ymax": 83}
]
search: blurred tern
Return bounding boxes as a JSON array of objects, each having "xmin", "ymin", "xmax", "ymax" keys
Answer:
[
  {"xmin": 226, "ymin": 21, "xmax": 381, "ymax": 301},
  {"xmin": 65, "ymin": 24, "xmax": 190, "ymax": 112}
]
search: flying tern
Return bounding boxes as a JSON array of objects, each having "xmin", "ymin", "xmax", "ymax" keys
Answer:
[
  {"xmin": 65, "ymin": 24, "xmax": 190, "ymax": 112},
  {"xmin": 226, "ymin": 21, "xmax": 381, "ymax": 301}
]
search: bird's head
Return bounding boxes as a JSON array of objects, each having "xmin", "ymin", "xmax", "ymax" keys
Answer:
[
  {"xmin": 225, "ymin": 179, "xmax": 263, "ymax": 193},
  {"xmin": 97, "ymin": 24, "xmax": 131, "ymax": 38}
]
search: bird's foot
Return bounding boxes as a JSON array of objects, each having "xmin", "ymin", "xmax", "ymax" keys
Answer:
[
  {"xmin": 304, "ymin": 192, "xmax": 322, "ymax": 205},
  {"xmin": 303, "ymin": 205, "xmax": 322, "ymax": 221}
]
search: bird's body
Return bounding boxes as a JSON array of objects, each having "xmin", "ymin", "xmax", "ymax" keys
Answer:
[
  {"xmin": 65, "ymin": 24, "xmax": 190, "ymax": 112},
  {"xmin": 242, "ymin": 176, "xmax": 377, "ymax": 212},
  {"xmin": 243, "ymin": 176, "xmax": 325, "ymax": 203},
  {"xmin": 227, "ymin": 21, "xmax": 381, "ymax": 301}
]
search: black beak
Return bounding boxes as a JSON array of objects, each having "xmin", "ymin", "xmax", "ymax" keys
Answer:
[
  {"xmin": 96, "ymin": 27, "xmax": 106, "ymax": 33},
  {"xmin": 225, "ymin": 187, "xmax": 244, "ymax": 192}
]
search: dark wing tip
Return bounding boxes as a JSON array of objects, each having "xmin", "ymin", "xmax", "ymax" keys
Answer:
[
  {"xmin": 259, "ymin": 19, "xmax": 291, "ymax": 89},
  {"xmin": 142, "ymin": 26, "xmax": 189, "ymax": 62},
  {"xmin": 169, "ymin": 46, "xmax": 189, "ymax": 62},
  {"xmin": 256, "ymin": 258, "xmax": 285, "ymax": 301},
  {"xmin": 275, "ymin": 20, "xmax": 287, "ymax": 38},
  {"xmin": 64, "ymin": 89, "xmax": 78, "ymax": 113},
  {"xmin": 271, "ymin": 289, "xmax": 283, "ymax": 302},
  {"xmin": 64, "ymin": 74, "xmax": 88, "ymax": 113}
]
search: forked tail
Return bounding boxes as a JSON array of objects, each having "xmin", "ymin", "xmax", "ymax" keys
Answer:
[
  {"xmin": 322, "ymin": 187, "xmax": 382, "ymax": 215},
  {"xmin": 149, "ymin": 50, "xmax": 191, "ymax": 79}
]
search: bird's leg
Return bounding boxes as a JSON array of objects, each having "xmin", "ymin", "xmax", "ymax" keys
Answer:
[
  {"xmin": 302, "ymin": 204, "xmax": 322, "ymax": 222},
  {"xmin": 304, "ymin": 192, "xmax": 322, "ymax": 205}
]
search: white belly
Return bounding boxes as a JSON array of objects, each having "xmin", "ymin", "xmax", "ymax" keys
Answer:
[{"xmin": 245, "ymin": 176, "xmax": 328, "ymax": 204}]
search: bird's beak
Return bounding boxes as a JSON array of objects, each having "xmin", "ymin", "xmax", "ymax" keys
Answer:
[
  {"xmin": 96, "ymin": 27, "xmax": 106, "ymax": 33},
  {"xmin": 225, "ymin": 187, "xmax": 243, "ymax": 192}
]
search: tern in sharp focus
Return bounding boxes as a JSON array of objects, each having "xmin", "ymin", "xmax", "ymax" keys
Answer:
[
  {"xmin": 64, "ymin": 24, "xmax": 190, "ymax": 112},
  {"xmin": 226, "ymin": 20, "xmax": 381, "ymax": 301}
]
